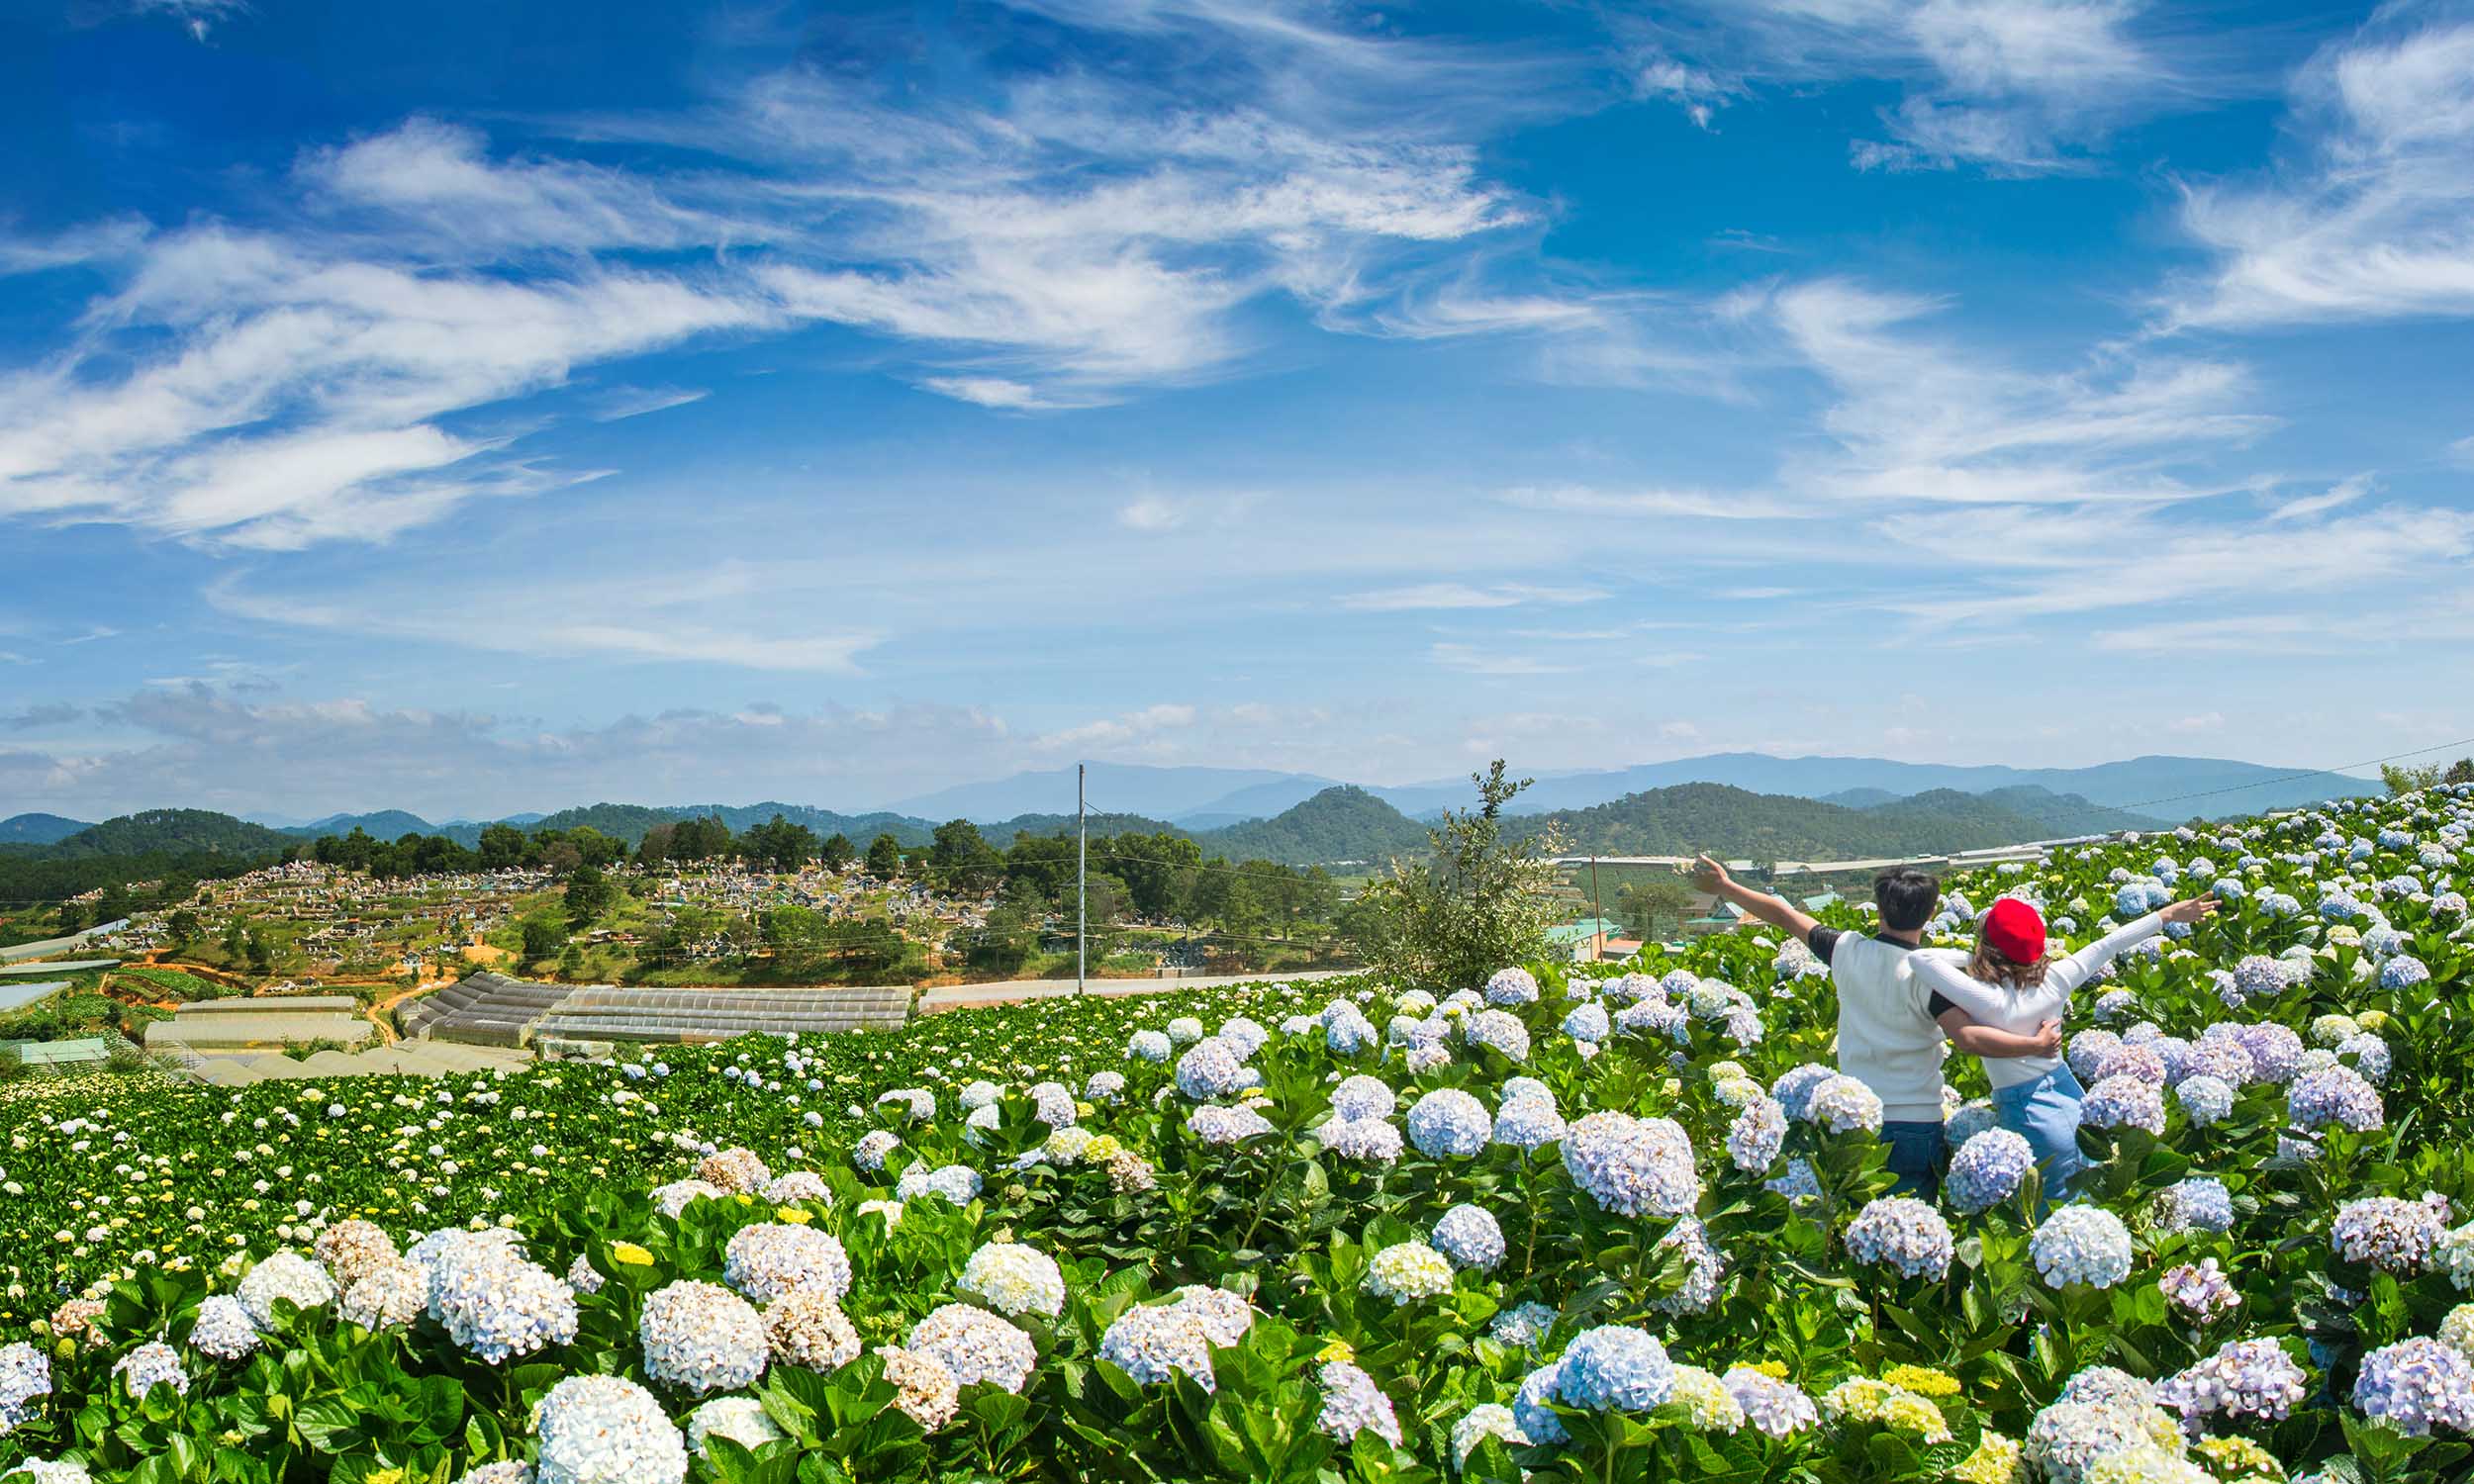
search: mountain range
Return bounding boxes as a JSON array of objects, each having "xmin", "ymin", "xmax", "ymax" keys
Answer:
[
  {"xmin": 876, "ymin": 752, "xmax": 2371, "ymax": 823},
  {"xmin": 3, "ymin": 751, "xmax": 2382, "ymax": 877}
]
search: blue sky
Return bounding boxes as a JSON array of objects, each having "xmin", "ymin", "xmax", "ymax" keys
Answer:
[{"xmin": 3, "ymin": 0, "xmax": 2471, "ymax": 822}]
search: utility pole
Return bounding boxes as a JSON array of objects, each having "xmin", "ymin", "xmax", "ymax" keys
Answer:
[
  {"xmin": 1077, "ymin": 762, "xmax": 1088, "ymax": 995},
  {"xmin": 1588, "ymin": 853, "xmax": 1603, "ymax": 962}
]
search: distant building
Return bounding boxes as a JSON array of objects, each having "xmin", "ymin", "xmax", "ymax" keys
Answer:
[{"xmin": 1546, "ymin": 916, "xmax": 1623, "ymax": 963}]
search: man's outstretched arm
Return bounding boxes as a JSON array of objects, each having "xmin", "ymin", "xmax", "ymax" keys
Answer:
[{"xmin": 1690, "ymin": 855, "xmax": 1824, "ymax": 949}]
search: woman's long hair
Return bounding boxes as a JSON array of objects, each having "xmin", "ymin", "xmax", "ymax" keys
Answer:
[{"xmin": 1967, "ymin": 932, "xmax": 2049, "ymax": 991}]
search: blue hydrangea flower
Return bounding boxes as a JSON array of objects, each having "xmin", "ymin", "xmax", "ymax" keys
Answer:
[
  {"xmin": 1406, "ymin": 1088, "xmax": 1492, "ymax": 1158},
  {"xmin": 1331, "ymin": 1074, "xmax": 1396, "ymax": 1121},
  {"xmin": 1947, "ymin": 1129, "xmax": 2035, "ymax": 1214},
  {"xmin": 2352, "ymin": 1337, "xmax": 2474, "ymax": 1437},
  {"xmin": 1562, "ymin": 1002, "xmax": 1611, "ymax": 1043},
  {"xmin": 2289, "ymin": 1065, "xmax": 2384, "ymax": 1132},
  {"xmin": 1492, "ymin": 1096, "xmax": 1566, "ymax": 1152},
  {"xmin": 2154, "ymin": 1176, "xmax": 2234, "ymax": 1235},
  {"xmin": 1844, "ymin": 1196, "xmax": 1954, "ymax": 1278},
  {"xmin": 2170, "ymin": 1073, "xmax": 2235, "ymax": 1129},
  {"xmin": 1465, "ymin": 1009, "xmax": 1531, "ymax": 1063},
  {"xmin": 2030, "ymin": 1207, "xmax": 2133, "ymax": 1290},
  {"xmin": 1726, "ymin": 1095, "xmax": 1786, "ymax": 1173},
  {"xmin": 1562, "ymin": 1112, "xmax": 1700, "ymax": 1218},
  {"xmin": 1484, "ymin": 968, "xmax": 1540, "ymax": 1005},
  {"xmin": 1555, "ymin": 1327, "xmax": 1675, "ymax": 1412},
  {"xmin": 1512, "ymin": 1362, "xmax": 1568, "ymax": 1444},
  {"xmin": 2381, "ymin": 955, "xmax": 2431, "ymax": 991},
  {"xmin": 1432, "ymin": 1204, "xmax": 1506, "ymax": 1271}
]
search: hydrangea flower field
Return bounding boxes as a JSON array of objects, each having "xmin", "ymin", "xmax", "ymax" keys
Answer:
[{"xmin": 4, "ymin": 788, "xmax": 2474, "ymax": 1484}]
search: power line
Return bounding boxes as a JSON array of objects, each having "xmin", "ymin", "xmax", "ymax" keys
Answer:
[{"xmin": 2111, "ymin": 734, "xmax": 2474, "ymax": 816}]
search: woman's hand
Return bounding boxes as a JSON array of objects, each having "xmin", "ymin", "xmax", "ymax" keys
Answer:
[
  {"xmin": 2030, "ymin": 1019, "xmax": 2063, "ymax": 1056},
  {"xmin": 2159, "ymin": 894, "xmax": 2220, "ymax": 926},
  {"xmin": 1689, "ymin": 855, "xmax": 1732, "ymax": 891}
]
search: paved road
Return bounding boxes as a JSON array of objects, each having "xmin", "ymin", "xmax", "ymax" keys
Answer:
[{"xmin": 915, "ymin": 967, "xmax": 1360, "ymax": 1014}]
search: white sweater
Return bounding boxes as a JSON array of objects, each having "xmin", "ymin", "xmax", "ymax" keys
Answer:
[
  {"xmin": 1814, "ymin": 931, "xmax": 1947, "ymax": 1124},
  {"xmin": 1908, "ymin": 911, "xmax": 2167, "ymax": 1089}
]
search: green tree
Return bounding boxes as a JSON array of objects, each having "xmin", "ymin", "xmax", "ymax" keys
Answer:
[
  {"xmin": 477, "ymin": 822, "xmax": 529, "ymax": 870},
  {"xmin": 54, "ymin": 898, "xmax": 91, "ymax": 934},
  {"xmin": 1614, "ymin": 878, "xmax": 1696, "ymax": 942},
  {"xmin": 2382, "ymin": 763, "xmax": 2445, "ymax": 795},
  {"xmin": 521, "ymin": 915, "xmax": 566, "ymax": 963},
  {"xmin": 220, "ymin": 915, "xmax": 247, "ymax": 960},
  {"xmin": 243, "ymin": 927, "xmax": 276, "ymax": 975},
  {"xmin": 167, "ymin": 907, "xmax": 203, "ymax": 945},
  {"xmin": 819, "ymin": 832, "xmax": 857, "ymax": 872},
  {"xmin": 865, "ymin": 833, "xmax": 904, "ymax": 879},
  {"xmin": 928, "ymin": 819, "xmax": 1003, "ymax": 893},
  {"xmin": 965, "ymin": 896, "xmax": 1042, "ymax": 976},
  {"xmin": 741, "ymin": 814, "xmax": 818, "ymax": 872},
  {"xmin": 1351, "ymin": 761, "xmax": 1565, "ymax": 989},
  {"xmin": 564, "ymin": 863, "xmax": 615, "ymax": 926},
  {"xmin": 2446, "ymin": 757, "xmax": 2474, "ymax": 786}
]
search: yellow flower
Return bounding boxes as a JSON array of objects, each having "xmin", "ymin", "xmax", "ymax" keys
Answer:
[
  {"xmin": 2194, "ymin": 1437, "xmax": 2283, "ymax": 1478},
  {"xmin": 1748, "ymin": 1360, "xmax": 1789, "ymax": 1379},
  {"xmin": 777, "ymin": 1207, "xmax": 814, "ymax": 1226},
  {"xmin": 1952, "ymin": 1432, "xmax": 2023, "ymax": 1484},
  {"xmin": 1317, "ymin": 1338, "xmax": 1356, "ymax": 1363},
  {"xmin": 610, "ymin": 1242, "xmax": 655, "ymax": 1267},
  {"xmin": 1882, "ymin": 1363, "xmax": 1960, "ymax": 1398}
]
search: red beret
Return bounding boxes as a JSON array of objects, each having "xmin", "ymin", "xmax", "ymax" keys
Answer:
[{"xmin": 1983, "ymin": 897, "xmax": 2046, "ymax": 964}]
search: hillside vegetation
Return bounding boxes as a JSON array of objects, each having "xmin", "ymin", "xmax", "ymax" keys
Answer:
[{"xmin": 1509, "ymin": 782, "xmax": 2159, "ymax": 860}]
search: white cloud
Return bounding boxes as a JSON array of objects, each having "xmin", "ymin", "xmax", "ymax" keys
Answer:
[
  {"xmin": 1116, "ymin": 497, "xmax": 1186, "ymax": 532},
  {"xmin": 917, "ymin": 377, "xmax": 1063, "ymax": 410},
  {"xmin": 207, "ymin": 577, "xmax": 880, "ymax": 675},
  {"xmin": 1652, "ymin": 0, "xmax": 2182, "ymax": 174},
  {"xmin": 1887, "ymin": 499, "xmax": 2474, "ymax": 623},
  {"xmin": 2167, "ymin": 711, "xmax": 2225, "ymax": 732},
  {"xmin": 0, "ymin": 216, "xmax": 770, "ymax": 546},
  {"xmin": 1428, "ymin": 643, "xmax": 1580, "ymax": 675},
  {"xmin": 1, "ymin": 17, "xmax": 1570, "ymax": 549},
  {"xmin": 2166, "ymin": 11, "xmax": 2474, "ymax": 327},
  {"xmin": 1767, "ymin": 277, "xmax": 2266, "ymax": 506},
  {"xmin": 1497, "ymin": 485, "xmax": 1795, "ymax": 519},
  {"xmin": 0, "ymin": 683, "xmax": 1017, "ymax": 821},
  {"xmin": 1033, "ymin": 703, "xmax": 1201, "ymax": 752},
  {"xmin": 1340, "ymin": 583, "xmax": 1605, "ymax": 611},
  {"xmin": 588, "ymin": 386, "xmax": 709, "ymax": 421}
]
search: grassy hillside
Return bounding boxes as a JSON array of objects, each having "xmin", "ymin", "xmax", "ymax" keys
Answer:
[{"xmin": 1510, "ymin": 782, "xmax": 2130, "ymax": 860}]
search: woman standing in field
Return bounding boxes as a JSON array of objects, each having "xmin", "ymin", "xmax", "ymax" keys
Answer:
[{"xmin": 1917, "ymin": 891, "xmax": 2219, "ymax": 1200}]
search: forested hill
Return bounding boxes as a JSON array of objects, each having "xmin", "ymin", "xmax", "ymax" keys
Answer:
[
  {"xmin": 1192, "ymin": 787, "xmax": 1434, "ymax": 865},
  {"xmin": 0, "ymin": 809, "xmax": 299, "ymax": 911},
  {"xmin": 0, "ymin": 812, "xmax": 93, "ymax": 845},
  {"xmin": 1510, "ymin": 783, "xmax": 2157, "ymax": 859},
  {"xmin": 35, "ymin": 809, "xmax": 301, "ymax": 858}
]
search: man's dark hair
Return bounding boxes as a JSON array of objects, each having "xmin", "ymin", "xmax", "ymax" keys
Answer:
[{"xmin": 1873, "ymin": 868, "xmax": 1940, "ymax": 932}]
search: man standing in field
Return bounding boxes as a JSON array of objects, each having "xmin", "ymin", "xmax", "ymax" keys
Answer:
[{"xmin": 1690, "ymin": 856, "xmax": 1949, "ymax": 1198}]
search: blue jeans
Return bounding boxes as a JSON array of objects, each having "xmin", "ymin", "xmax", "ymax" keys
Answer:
[
  {"xmin": 1992, "ymin": 1064, "xmax": 2087, "ymax": 1204},
  {"xmin": 1879, "ymin": 1121, "xmax": 1947, "ymax": 1202}
]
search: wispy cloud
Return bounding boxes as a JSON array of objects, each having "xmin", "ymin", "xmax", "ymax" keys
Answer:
[
  {"xmin": 1642, "ymin": 0, "xmax": 2196, "ymax": 175},
  {"xmin": 1765, "ymin": 277, "xmax": 2267, "ymax": 506},
  {"xmin": 2164, "ymin": 9, "xmax": 2474, "ymax": 328},
  {"xmin": 1340, "ymin": 583, "xmax": 1605, "ymax": 611},
  {"xmin": 0, "ymin": 11, "xmax": 1595, "ymax": 550},
  {"xmin": 1497, "ymin": 485, "xmax": 1793, "ymax": 519},
  {"xmin": 208, "ymin": 578, "xmax": 880, "ymax": 674},
  {"xmin": 588, "ymin": 386, "xmax": 710, "ymax": 421},
  {"xmin": 1428, "ymin": 642, "xmax": 1580, "ymax": 675}
]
